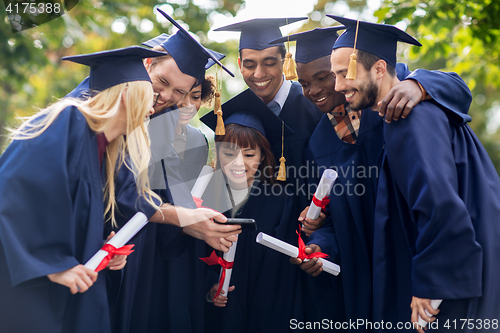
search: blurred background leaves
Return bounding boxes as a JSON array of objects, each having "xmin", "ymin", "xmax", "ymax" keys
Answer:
[{"xmin": 1, "ymin": 0, "xmax": 499, "ymax": 172}]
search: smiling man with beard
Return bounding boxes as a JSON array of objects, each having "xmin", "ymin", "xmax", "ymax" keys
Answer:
[
  {"xmin": 275, "ymin": 25, "xmax": 474, "ymax": 329},
  {"xmin": 329, "ymin": 16, "xmax": 500, "ymax": 332}
]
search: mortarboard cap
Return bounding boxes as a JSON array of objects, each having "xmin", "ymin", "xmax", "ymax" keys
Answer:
[
  {"xmin": 270, "ymin": 27, "xmax": 345, "ymax": 64},
  {"xmin": 213, "ymin": 17, "xmax": 307, "ymax": 51},
  {"xmin": 328, "ymin": 15, "xmax": 421, "ymax": 69},
  {"xmin": 62, "ymin": 46, "xmax": 168, "ymax": 93},
  {"xmin": 143, "ymin": 33, "xmax": 226, "ymax": 84},
  {"xmin": 155, "ymin": 8, "xmax": 234, "ymax": 81},
  {"xmin": 200, "ymin": 89, "xmax": 293, "ymax": 146}
]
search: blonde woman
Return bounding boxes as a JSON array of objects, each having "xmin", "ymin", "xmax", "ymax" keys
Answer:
[{"xmin": 0, "ymin": 47, "xmax": 166, "ymax": 333}]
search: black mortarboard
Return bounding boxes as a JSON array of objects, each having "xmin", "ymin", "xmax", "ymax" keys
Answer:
[
  {"xmin": 62, "ymin": 46, "xmax": 168, "ymax": 92},
  {"xmin": 213, "ymin": 17, "xmax": 307, "ymax": 51},
  {"xmin": 328, "ymin": 15, "xmax": 421, "ymax": 68},
  {"xmin": 270, "ymin": 27, "xmax": 345, "ymax": 64},
  {"xmin": 200, "ymin": 89, "xmax": 293, "ymax": 145},
  {"xmin": 142, "ymin": 33, "xmax": 226, "ymax": 84},
  {"xmin": 155, "ymin": 8, "xmax": 234, "ymax": 81}
]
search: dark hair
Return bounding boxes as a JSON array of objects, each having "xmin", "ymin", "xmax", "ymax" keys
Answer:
[
  {"xmin": 239, "ymin": 45, "xmax": 287, "ymax": 61},
  {"xmin": 357, "ymin": 49, "xmax": 396, "ymax": 77},
  {"xmin": 201, "ymin": 75, "xmax": 216, "ymax": 105},
  {"xmin": 215, "ymin": 123, "xmax": 276, "ymax": 184}
]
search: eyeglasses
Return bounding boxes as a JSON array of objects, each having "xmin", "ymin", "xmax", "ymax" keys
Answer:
[{"xmin": 153, "ymin": 92, "xmax": 160, "ymax": 107}]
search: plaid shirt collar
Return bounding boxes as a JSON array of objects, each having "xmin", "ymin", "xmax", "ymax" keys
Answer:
[{"xmin": 327, "ymin": 103, "xmax": 362, "ymax": 144}]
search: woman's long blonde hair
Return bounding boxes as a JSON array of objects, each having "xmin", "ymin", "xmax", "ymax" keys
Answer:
[{"xmin": 9, "ymin": 81, "xmax": 162, "ymax": 227}]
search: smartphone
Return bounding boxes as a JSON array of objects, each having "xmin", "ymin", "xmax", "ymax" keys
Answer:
[{"xmin": 216, "ymin": 218, "xmax": 257, "ymax": 230}]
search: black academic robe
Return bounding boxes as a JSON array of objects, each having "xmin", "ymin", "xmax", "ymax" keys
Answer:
[
  {"xmin": 373, "ymin": 99, "xmax": 500, "ymax": 331},
  {"xmin": 202, "ymin": 176, "xmax": 313, "ymax": 333},
  {"xmin": 0, "ymin": 107, "xmax": 111, "ymax": 333},
  {"xmin": 110, "ymin": 108, "xmax": 197, "ymax": 333},
  {"xmin": 268, "ymin": 81, "xmax": 324, "ymax": 208},
  {"xmin": 144, "ymin": 124, "xmax": 210, "ymax": 333},
  {"xmin": 307, "ymin": 67, "xmax": 474, "ymax": 329}
]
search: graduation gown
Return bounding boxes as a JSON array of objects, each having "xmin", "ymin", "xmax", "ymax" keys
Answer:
[
  {"xmin": 268, "ymin": 81, "xmax": 324, "ymax": 208},
  {"xmin": 202, "ymin": 177, "xmax": 308, "ymax": 333},
  {"xmin": 0, "ymin": 107, "xmax": 111, "ymax": 333},
  {"xmin": 144, "ymin": 124, "xmax": 210, "ymax": 333},
  {"xmin": 307, "ymin": 67, "xmax": 474, "ymax": 329},
  {"xmin": 110, "ymin": 107, "xmax": 198, "ymax": 333},
  {"xmin": 176, "ymin": 124, "xmax": 209, "ymax": 191},
  {"xmin": 373, "ymin": 98, "xmax": 500, "ymax": 331}
]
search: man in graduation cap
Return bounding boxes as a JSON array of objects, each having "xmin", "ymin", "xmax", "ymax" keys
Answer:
[
  {"xmin": 133, "ymin": 33, "xmax": 226, "ymax": 333},
  {"xmin": 199, "ymin": 88, "xmax": 348, "ymax": 332},
  {"xmin": 328, "ymin": 16, "xmax": 500, "ymax": 331},
  {"xmin": 66, "ymin": 30, "xmax": 238, "ymax": 252},
  {"xmin": 214, "ymin": 17, "xmax": 322, "ymax": 209},
  {"xmin": 277, "ymin": 26, "xmax": 473, "ymax": 327},
  {"xmin": 101, "ymin": 11, "xmax": 242, "ymax": 333}
]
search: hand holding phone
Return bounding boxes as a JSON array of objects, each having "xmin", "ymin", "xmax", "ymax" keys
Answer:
[{"xmin": 216, "ymin": 218, "xmax": 257, "ymax": 230}]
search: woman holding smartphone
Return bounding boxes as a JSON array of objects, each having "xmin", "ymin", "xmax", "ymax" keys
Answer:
[{"xmin": 200, "ymin": 89, "xmax": 308, "ymax": 333}]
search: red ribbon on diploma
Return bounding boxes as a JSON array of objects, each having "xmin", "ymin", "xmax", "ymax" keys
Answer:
[
  {"xmin": 200, "ymin": 250, "xmax": 234, "ymax": 302},
  {"xmin": 312, "ymin": 194, "xmax": 330, "ymax": 213},
  {"xmin": 192, "ymin": 196, "xmax": 204, "ymax": 208},
  {"xmin": 95, "ymin": 244, "xmax": 135, "ymax": 272},
  {"xmin": 296, "ymin": 225, "xmax": 329, "ymax": 261}
]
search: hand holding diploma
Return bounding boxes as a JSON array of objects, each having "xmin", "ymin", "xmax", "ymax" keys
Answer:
[
  {"xmin": 289, "ymin": 243, "xmax": 325, "ymax": 277},
  {"xmin": 411, "ymin": 297, "xmax": 441, "ymax": 332},
  {"xmin": 47, "ymin": 265, "xmax": 98, "ymax": 294},
  {"xmin": 84, "ymin": 212, "xmax": 147, "ymax": 271},
  {"xmin": 200, "ymin": 238, "xmax": 238, "ymax": 302},
  {"xmin": 256, "ymin": 232, "xmax": 340, "ymax": 276},
  {"xmin": 298, "ymin": 206, "xmax": 326, "ymax": 237},
  {"xmin": 306, "ymin": 169, "xmax": 338, "ymax": 220}
]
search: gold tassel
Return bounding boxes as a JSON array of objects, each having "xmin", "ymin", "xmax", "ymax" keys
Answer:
[
  {"xmin": 277, "ymin": 156, "xmax": 286, "ymax": 181},
  {"xmin": 213, "ymin": 67, "xmax": 225, "ymax": 135},
  {"xmin": 346, "ymin": 52, "xmax": 357, "ymax": 80},
  {"xmin": 213, "ymin": 91, "xmax": 221, "ymax": 115},
  {"xmin": 276, "ymin": 121, "xmax": 286, "ymax": 181},
  {"xmin": 210, "ymin": 148, "xmax": 217, "ymax": 169},
  {"xmin": 215, "ymin": 109, "xmax": 225, "ymax": 135},
  {"xmin": 346, "ymin": 20, "xmax": 360, "ymax": 80},
  {"xmin": 283, "ymin": 52, "xmax": 297, "ymax": 80}
]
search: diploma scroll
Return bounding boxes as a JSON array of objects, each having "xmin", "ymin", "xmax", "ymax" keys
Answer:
[
  {"xmin": 306, "ymin": 169, "xmax": 338, "ymax": 220},
  {"xmin": 256, "ymin": 232, "xmax": 340, "ymax": 276},
  {"xmin": 191, "ymin": 165, "xmax": 214, "ymax": 198},
  {"xmin": 417, "ymin": 299, "xmax": 442, "ymax": 327},
  {"xmin": 220, "ymin": 237, "xmax": 238, "ymax": 295},
  {"xmin": 84, "ymin": 212, "xmax": 148, "ymax": 271}
]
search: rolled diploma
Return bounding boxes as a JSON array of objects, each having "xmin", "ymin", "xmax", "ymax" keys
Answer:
[
  {"xmin": 306, "ymin": 169, "xmax": 338, "ymax": 220},
  {"xmin": 84, "ymin": 212, "xmax": 148, "ymax": 271},
  {"xmin": 220, "ymin": 237, "xmax": 238, "ymax": 294},
  {"xmin": 191, "ymin": 165, "xmax": 214, "ymax": 198},
  {"xmin": 417, "ymin": 299, "xmax": 442, "ymax": 327},
  {"xmin": 256, "ymin": 232, "xmax": 340, "ymax": 276}
]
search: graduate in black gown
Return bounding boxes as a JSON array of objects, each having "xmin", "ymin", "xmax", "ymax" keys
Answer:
[
  {"xmin": 105, "ymin": 21, "xmax": 236, "ymax": 333},
  {"xmin": 214, "ymin": 17, "xmax": 322, "ymax": 208},
  {"xmin": 214, "ymin": 18, "xmax": 348, "ymax": 325},
  {"xmin": 141, "ymin": 33, "xmax": 228, "ymax": 333},
  {"xmin": 65, "ymin": 32, "xmax": 237, "ymax": 333},
  {"xmin": 280, "ymin": 26, "xmax": 473, "ymax": 329},
  {"xmin": 199, "ymin": 89, "xmax": 346, "ymax": 332},
  {"xmin": 0, "ymin": 46, "xmax": 167, "ymax": 333},
  {"xmin": 330, "ymin": 16, "xmax": 500, "ymax": 332}
]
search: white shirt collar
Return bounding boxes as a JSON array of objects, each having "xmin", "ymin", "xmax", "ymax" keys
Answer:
[{"xmin": 268, "ymin": 75, "xmax": 292, "ymax": 110}]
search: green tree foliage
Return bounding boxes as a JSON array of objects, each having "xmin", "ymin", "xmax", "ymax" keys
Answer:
[{"xmin": 375, "ymin": 0, "xmax": 500, "ymax": 171}]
